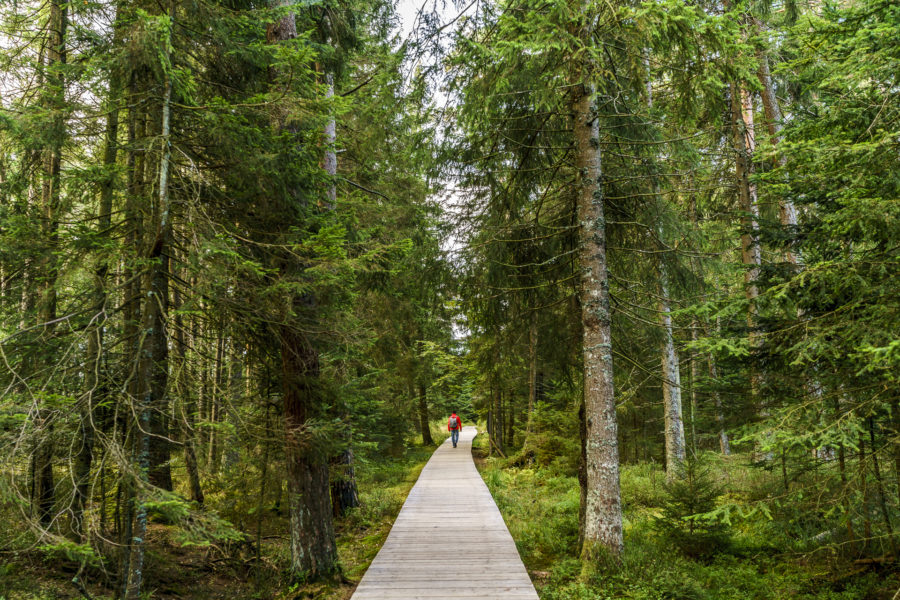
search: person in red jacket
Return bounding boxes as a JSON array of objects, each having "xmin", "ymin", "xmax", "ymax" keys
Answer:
[{"xmin": 448, "ymin": 412, "xmax": 462, "ymax": 448}]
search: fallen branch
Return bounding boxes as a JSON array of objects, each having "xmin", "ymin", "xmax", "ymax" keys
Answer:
[{"xmin": 488, "ymin": 436, "xmax": 507, "ymax": 458}]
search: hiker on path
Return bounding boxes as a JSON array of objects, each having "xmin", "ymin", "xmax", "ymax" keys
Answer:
[{"xmin": 448, "ymin": 412, "xmax": 462, "ymax": 448}]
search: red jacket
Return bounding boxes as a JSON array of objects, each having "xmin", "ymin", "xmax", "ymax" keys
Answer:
[{"xmin": 448, "ymin": 414, "xmax": 462, "ymax": 431}]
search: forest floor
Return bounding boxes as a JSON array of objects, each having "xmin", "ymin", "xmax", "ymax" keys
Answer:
[
  {"xmin": 472, "ymin": 434, "xmax": 900, "ymax": 600},
  {"xmin": 0, "ymin": 435, "xmax": 446, "ymax": 600},
  {"xmin": 6, "ymin": 429, "xmax": 899, "ymax": 599}
]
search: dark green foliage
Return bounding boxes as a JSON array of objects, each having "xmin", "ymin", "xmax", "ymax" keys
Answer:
[{"xmin": 653, "ymin": 455, "xmax": 731, "ymax": 558}]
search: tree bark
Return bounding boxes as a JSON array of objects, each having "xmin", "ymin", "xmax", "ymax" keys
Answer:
[
  {"xmin": 708, "ymin": 351, "xmax": 730, "ymax": 455},
  {"xmin": 755, "ymin": 42, "xmax": 801, "ymax": 266},
  {"xmin": 573, "ymin": 79, "xmax": 623, "ymax": 561},
  {"xmin": 125, "ymin": 23, "xmax": 173, "ymax": 596},
  {"xmin": 281, "ymin": 327, "xmax": 337, "ymax": 578},
  {"xmin": 730, "ymin": 83, "xmax": 766, "ymax": 436},
  {"xmin": 173, "ymin": 284, "xmax": 204, "ymax": 505},
  {"xmin": 330, "ymin": 445, "xmax": 360, "ymax": 517},
  {"xmin": 646, "ymin": 50, "xmax": 685, "ymax": 476},
  {"xmin": 659, "ymin": 258, "xmax": 685, "ymax": 479},
  {"xmin": 868, "ymin": 419, "xmax": 897, "ymax": 556},
  {"xmin": 33, "ymin": 0, "xmax": 68, "ymax": 527},
  {"xmin": 74, "ymin": 73, "xmax": 119, "ymax": 536},
  {"xmin": 417, "ymin": 382, "xmax": 433, "ymax": 445},
  {"xmin": 324, "ymin": 73, "xmax": 337, "ymax": 209},
  {"xmin": 526, "ymin": 316, "xmax": 538, "ymax": 439},
  {"xmin": 492, "ymin": 380, "xmax": 504, "ymax": 454}
]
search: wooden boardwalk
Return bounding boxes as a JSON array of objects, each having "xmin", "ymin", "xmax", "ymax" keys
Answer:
[{"xmin": 350, "ymin": 426, "xmax": 539, "ymax": 600}]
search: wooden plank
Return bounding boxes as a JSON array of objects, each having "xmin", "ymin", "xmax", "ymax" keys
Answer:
[{"xmin": 349, "ymin": 427, "xmax": 539, "ymax": 600}]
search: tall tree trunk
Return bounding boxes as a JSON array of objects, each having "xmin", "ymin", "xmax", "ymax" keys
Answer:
[
  {"xmin": 173, "ymin": 284, "xmax": 203, "ymax": 505},
  {"xmin": 708, "ymin": 351, "xmax": 730, "ymax": 455},
  {"xmin": 688, "ymin": 327, "xmax": 699, "ymax": 455},
  {"xmin": 281, "ymin": 328, "xmax": 337, "ymax": 578},
  {"xmin": 730, "ymin": 82, "xmax": 766, "ymax": 440},
  {"xmin": 659, "ymin": 263, "xmax": 685, "ymax": 479},
  {"xmin": 209, "ymin": 326, "xmax": 224, "ymax": 469},
  {"xmin": 324, "ymin": 73, "xmax": 337, "ymax": 209},
  {"xmin": 572, "ymin": 78, "xmax": 623, "ymax": 562},
  {"xmin": 868, "ymin": 419, "xmax": 897, "ymax": 556},
  {"xmin": 33, "ymin": 0, "xmax": 68, "ymax": 527},
  {"xmin": 731, "ymin": 84, "xmax": 762, "ymax": 349},
  {"xmin": 125, "ymin": 22, "xmax": 173, "ymax": 595},
  {"xmin": 417, "ymin": 383, "xmax": 433, "ymax": 445},
  {"xmin": 525, "ymin": 316, "xmax": 538, "ymax": 440},
  {"xmin": 267, "ymin": 2, "xmax": 337, "ymax": 579},
  {"xmin": 859, "ymin": 434, "xmax": 872, "ymax": 554},
  {"xmin": 74, "ymin": 70, "xmax": 120, "ymax": 536},
  {"xmin": 755, "ymin": 42, "xmax": 801, "ymax": 267},
  {"xmin": 646, "ymin": 52, "xmax": 685, "ymax": 477},
  {"xmin": 146, "ymin": 107, "xmax": 173, "ymax": 492}
]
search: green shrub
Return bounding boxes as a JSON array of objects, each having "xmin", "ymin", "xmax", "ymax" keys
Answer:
[
  {"xmin": 652, "ymin": 455, "xmax": 731, "ymax": 559},
  {"xmin": 621, "ymin": 461, "xmax": 667, "ymax": 509}
]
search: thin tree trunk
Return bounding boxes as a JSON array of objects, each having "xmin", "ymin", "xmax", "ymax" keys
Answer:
[
  {"xmin": 324, "ymin": 73, "xmax": 337, "ymax": 208},
  {"xmin": 493, "ymin": 383, "xmax": 503, "ymax": 453},
  {"xmin": 173, "ymin": 284, "xmax": 203, "ymax": 505},
  {"xmin": 868, "ymin": 419, "xmax": 897, "ymax": 556},
  {"xmin": 506, "ymin": 386, "xmax": 515, "ymax": 448},
  {"xmin": 860, "ymin": 434, "xmax": 872, "ymax": 554},
  {"xmin": 755, "ymin": 43, "xmax": 802, "ymax": 267},
  {"xmin": 731, "ymin": 84, "xmax": 762, "ymax": 355},
  {"xmin": 525, "ymin": 316, "xmax": 538, "ymax": 440},
  {"xmin": 730, "ymin": 83, "xmax": 767, "ymax": 446},
  {"xmin": 417, "ymin": 383, "xmax": 433, "ymax": 445},
  {"xmin": 33, "ymin": 0, "xmax": 68, "ymax": 527},
  {"xmin": 255, "ymin": 403, "xmax": 271, "ymax": 587},
  {"xmin": 708, "ymin": 353, "xmax": 730, "ymax": 455},
  {"xmin": 659, "ymin": 265, "xmax": 685, "ymax": 480},
  {"xmin": 209, "ymin": 327, "xmax": 224, "ymax": 469},
  {"xmin": 74, "ymin": 75, "xmax": 119, "ymax": 536},
  {"xmin": 646, "ymin": 48, "xmax": 686, "ymax": 476},
  {"xmin": 689, "ymin": 326, "xmax": 699, "ymax": 456}
]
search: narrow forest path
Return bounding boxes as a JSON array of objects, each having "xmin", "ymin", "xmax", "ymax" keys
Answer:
[{"xmin": 349, "ymin": 426, "xmax": 539, "ymax": 599}]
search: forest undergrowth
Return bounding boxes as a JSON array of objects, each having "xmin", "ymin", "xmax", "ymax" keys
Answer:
[
  {"xmin": 0, "ymin": 429, "xmax": 448, "ymax": 600},
  {"xmin": 474, "ymin": 434, "xmax": 900, "ymax": 600}
]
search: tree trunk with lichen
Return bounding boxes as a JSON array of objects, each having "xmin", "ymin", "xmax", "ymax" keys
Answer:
[
  {"xmin": 660, "ymin": 265, "xmax": 686, "ymax": 481},
  {"xmin": 281, "ymin": 326, "xmax": 337, "ymax": 578},
  {"xmin": 267, "ymin": 3, "xmax": 338, "ymax": 579},
  {"xmin": 572, "ymin": 77, "xmax": 623, "ymax": 564}
]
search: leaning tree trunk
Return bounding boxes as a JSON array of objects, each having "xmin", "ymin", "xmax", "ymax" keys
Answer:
[{"xmin": 572, "ymin": 76, "xmax": 623, "ymax": 562}]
